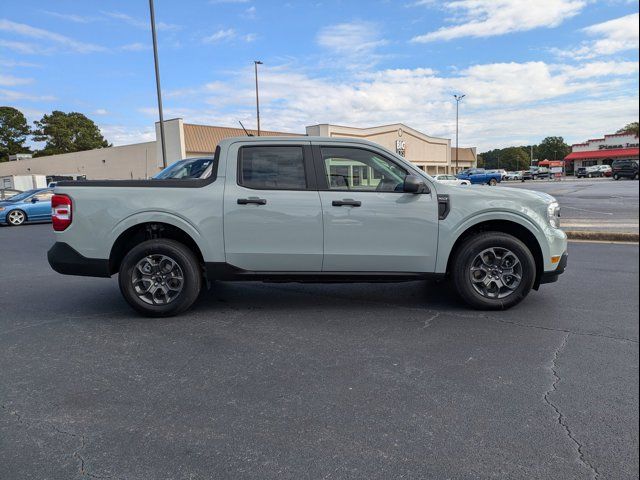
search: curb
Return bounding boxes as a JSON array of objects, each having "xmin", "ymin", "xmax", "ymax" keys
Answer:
[{"xmin": 565, "ymin": 230, "xmax": 639, "ymax": 242}]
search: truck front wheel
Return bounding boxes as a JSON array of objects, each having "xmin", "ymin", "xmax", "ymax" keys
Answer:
[
  {"xmin": 118, "ymin": 239, "xmax": 202, "ymax": 317},
  {"xmin": 488, "ymin": 178, "xmax": 498, "ymax": 186},
  {"xmin": 451, "ymin": 232, "xmax": 536, "ymax": 310}
]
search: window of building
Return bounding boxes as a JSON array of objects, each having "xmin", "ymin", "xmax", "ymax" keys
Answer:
[
  {"xmin": 239, "ymin": 146, "xmax": 307, "ymax": 190},
  {"xmin": 321, "ymin": 147, "xmax": 407, "ymax": 192}
]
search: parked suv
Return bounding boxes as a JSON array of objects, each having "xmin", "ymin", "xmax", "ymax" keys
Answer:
[
  {"xmin": 611, "ymin": 159, "xmax": 639, "ymax": 180},
  {"xmin": 48, "ymin": 137, "xmax": 567, "ymax": 316}
]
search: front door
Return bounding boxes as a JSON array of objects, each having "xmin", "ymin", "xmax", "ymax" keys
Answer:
[
  {"xmin": 223, "ymin": 143, "xmax": 323, "ymax": 271},
  {"xmin": 315, "ymin": 145, "xmax": 439, "ymax": 272},
  {"xmin": 29, "ymin": 190, "xmax": 54, "ymax": 220}
]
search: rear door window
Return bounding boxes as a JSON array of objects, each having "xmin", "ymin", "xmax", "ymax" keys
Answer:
[{"xmin": 239, "ymin": 146, "xmax": 307, "ymax": 190}]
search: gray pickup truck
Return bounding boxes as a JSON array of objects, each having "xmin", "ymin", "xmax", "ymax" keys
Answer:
[{"xmin": 48, "ymin": 136, "xmax": 567, "ymax": 316}]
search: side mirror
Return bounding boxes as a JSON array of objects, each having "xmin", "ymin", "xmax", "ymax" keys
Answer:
[
  {"xmin": 31, "ymin": 197, "xmax": 39, "ymax": 203},
  {"xmin": 403, "ymin": 175, "xmax": 430, "ymax": 194}
]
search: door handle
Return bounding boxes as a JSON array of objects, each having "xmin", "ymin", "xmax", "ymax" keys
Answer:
[
  {"xmin": 237, "ymin": 198, "xmax": 267, "ymax": 205},
  {"xmin": 332, "ymin": 199, "xmax": 361, "ymax": 207}
]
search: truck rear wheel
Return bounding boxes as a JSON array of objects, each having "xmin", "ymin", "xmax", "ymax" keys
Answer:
[
  {"xmin": 451, "ymin": 232, "xmax": 536, "ymax": 310},
  {"xmin": 118, "ymin": 239, "xmax": 202, "ymax": 317}
]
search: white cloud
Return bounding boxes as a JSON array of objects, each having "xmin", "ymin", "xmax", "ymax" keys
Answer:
[
  {"xmin": 121, "ymin": 42, "xmax": 150, "ymax": 52},
  {"xmin": 317, "ymin": 21, "xmax": 388, "ymax": 54},
  {"xmin": 102, "ymin": 11, "xmax": 181, "ymax": 32},
  {"xmin": 93, "ymin": 109, "xmax": 109, "ymax": 115},
  {"xmin": 0, "ymin": 74, "xmax": 33, "ymax": 86},
  {"xmin": 243, "ymin": 33, "xmax": 258, "ymax": 42},
  {"xmin": 0, "ymin": 19, "xmax": 105, "ymax": 53},
  {"xmin": 411, "ymin": 0, "xmax": 586, "ymax": 42},
  {"xmin": 243, "ymin": 6, "xmax": 257, "ymax": 18},
  {"xmin": 202, "ymin": 29, "xmax": 237, "ymax": 43},
  {"xmin": 0, "ymin": 39, "xmax": 43, "ymax": 55},
  {"xmin": 99, "ymin": 125, "xmax": 156, "ymax": 146},
  {"xmin": 41, "ymin": 11, "xmax": 97, "ymax": 23},
  {"xmin": 0, "ymin": 88, "xmax": 55, "ymax": 102},
  {"xmin": 160, "ymin": 59, "xmax": 638, "ymax": 150},
  {"xmin": 555, "ymin": 13, "xmax": 640, "ymax": 59}
]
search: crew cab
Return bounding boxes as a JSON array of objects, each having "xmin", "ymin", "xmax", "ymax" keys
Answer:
[
  {"xmin": 456, "ymin": 168, "xmax": 502, "ymax": 185},
  {"xmin": 48, "ymin": 137, "xmax": 567, "ymax": 317}
]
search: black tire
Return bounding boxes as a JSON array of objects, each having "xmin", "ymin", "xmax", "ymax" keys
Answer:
[
  {"xmin": 613, "ymin": 173, "xmax": 620, "ymax": 180},
  {"xmin": 118, "ymin": 239, "xmax": 202, "ymax": 317},
  {"xmin": 451, "ymin": 232, "xmax": 536, "ymax": 310},
  {"xmin": 6, "ymin": 209, "xmax": 26, "ymax": 226},
  {"xmin": 488, "ymin": 178, "xmax": 498, "ymax": 186}
]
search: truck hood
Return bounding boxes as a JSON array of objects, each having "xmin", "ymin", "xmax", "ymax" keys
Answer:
[{"xmin": 436, "ymin": 184, "xmax": 556, "ymax": 205}]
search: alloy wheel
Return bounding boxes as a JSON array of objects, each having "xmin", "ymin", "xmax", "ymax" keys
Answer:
[
  {"xmin": 8, "ymin": 210, "xmax": 25, "ymax": 226},
  {"xmin": 131, "ymin": 255, "xmax": 185, "ymax": 305},
  {"xmin": 469, "ymin": 247, "xmax": 523, "ymax": 299}
]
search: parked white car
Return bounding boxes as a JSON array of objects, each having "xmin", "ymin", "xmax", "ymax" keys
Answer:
[
  {"xmin": 504, "ymin": 171, "xmax": 523, "ymax": 181},
  {"xmin": 433, "ymin": 174, "xmax": 470, "ymax": 186}
]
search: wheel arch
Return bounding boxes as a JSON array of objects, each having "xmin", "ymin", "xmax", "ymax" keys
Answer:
[
  {"xmin": 109, "ymin": 222, "xmax": 205, "ymax": 275},
  {"xmin": 443, "ymin": 218, "xmax": 545, "ymax": 289}
]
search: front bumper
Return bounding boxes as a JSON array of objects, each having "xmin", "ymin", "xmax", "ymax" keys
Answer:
[
  {"xmin": 48, "ymin": 242, "xmax": 111, "ymax": 278},
  {"xmin": 540, "ymin": 252, "xmax": 568, "ymax": 285}
]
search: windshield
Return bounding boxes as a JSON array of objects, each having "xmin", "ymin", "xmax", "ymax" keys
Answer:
[
  {"xmin": 5, "ymin": 189, "xmax": 37, "ymax": 202},
  {"xmin": 154, "ymin": 157, "xmax": 214, "ymax": 179}
]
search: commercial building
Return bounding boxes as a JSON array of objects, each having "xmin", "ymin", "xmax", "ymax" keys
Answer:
[
  {"xmin": 0, "ymin": 119, "xmax": 475, "ymax": 180},
  {"xmin": 564, "ymin": 132, "xmax": 639, "ymax": 170}
]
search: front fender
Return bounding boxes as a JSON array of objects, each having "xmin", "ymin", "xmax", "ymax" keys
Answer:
[{"xmin": 435, "ymin": 210, "xmax": 547, "ymax": 273}]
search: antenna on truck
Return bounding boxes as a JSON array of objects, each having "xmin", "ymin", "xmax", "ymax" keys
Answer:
[{"xmin": 239, "ymin": 121, "xmax": 254, "ymax": 136}]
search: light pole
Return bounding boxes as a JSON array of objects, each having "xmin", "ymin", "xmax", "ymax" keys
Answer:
[
  {"xmin": 453, "ymin": 94, "xmax": 465, "ymax": 173},
  {"xmin": 254, "ymin": 60, "xmax": 263, "ymax": 136},
  {"xmin": 149, "ymin": 0, "xmax": 166, "ymax": 168}
]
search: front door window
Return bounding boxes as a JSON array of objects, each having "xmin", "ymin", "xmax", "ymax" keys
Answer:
[{"xmin": 321, "ymin": 147, "xmax": 407, "ymax": 192}]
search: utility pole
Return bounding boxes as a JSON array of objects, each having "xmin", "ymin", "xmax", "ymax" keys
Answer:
[
  {"xmin": 149, "ymin": 0, "xmax": 167, "ymax": 168},
  {"xmin": 254, "ymin": 60, "xmax": 263, "ymax": 136},
  {"xmin": 453, "ymin": 94, "xmax": 465, "ymax": 172}
]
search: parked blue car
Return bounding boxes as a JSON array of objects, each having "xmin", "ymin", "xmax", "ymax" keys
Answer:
[
  {"xmin": 456, "ymin": 168, "xmax": 502, "ymax": 185},
  {"xmin": 0, "ymin": 188, "xmax": 55, "ymax": 226}
]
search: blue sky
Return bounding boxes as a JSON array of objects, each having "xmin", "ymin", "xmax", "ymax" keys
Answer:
[{"xmin": 1, "ymin": 0, "xmax": 638, "ymax": 150}]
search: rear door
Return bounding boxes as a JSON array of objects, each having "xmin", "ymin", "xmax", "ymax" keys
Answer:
[
  {"xmin": 223, "ymin": 142, "xmax": 323, "ymax": 271},
  {"xmin": 313, "ymin": 144, "xmax": 439, "ymax": 272}
]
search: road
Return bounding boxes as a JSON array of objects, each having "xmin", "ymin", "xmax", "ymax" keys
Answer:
[
  {"xmin": 0, "ymin": 224, "xmax": 638, "ymax": 479},
  {"xmin": 497, "ymin": 178, "xmax": 639, "ymax": 234}
]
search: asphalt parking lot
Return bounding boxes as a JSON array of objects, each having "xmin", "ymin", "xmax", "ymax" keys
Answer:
[
  {"xmin": 1, "ymin": 224, "xmax": 638, "ymax": 480},
  {"xmin": 497, "ymin": 178, "xmax": 639, "ymax": 234}
]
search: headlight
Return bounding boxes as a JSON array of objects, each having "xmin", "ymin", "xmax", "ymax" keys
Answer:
[{"xmin": 547, "ymin": 201, "xmax": 560, "ymax": 228}]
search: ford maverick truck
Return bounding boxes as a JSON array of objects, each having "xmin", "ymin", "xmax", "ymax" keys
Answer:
[
  {"xmin": 48, "ymin": 137, "xmax": 567, "ymax": 317},
  {"xmin": 456, "ymin": 168, "xmax": 502, "ymax": 185}
]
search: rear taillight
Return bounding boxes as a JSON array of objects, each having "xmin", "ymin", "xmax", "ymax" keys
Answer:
[{"xmin": 52, "ymin": 194, "xmax": 72, "ymax": 231}]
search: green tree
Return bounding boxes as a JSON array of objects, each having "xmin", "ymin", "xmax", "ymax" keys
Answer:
[
  {"xmin": 616, "ymin": 122, "xmax": 639, "ymax": 136},
  {"xmin": 0, "ymin": 106, "xmax": 31, "ymax": 162},
  {"xmin": 498, "ymin": 147, "xmax": 531, "ymax": 171},
  {"xmin": 536, "ymin": 136, "xmax": 570, "ymax": 161},
  {"xmin": 32, "ymin": 111, "xmax": 110, "ymax": 157}
]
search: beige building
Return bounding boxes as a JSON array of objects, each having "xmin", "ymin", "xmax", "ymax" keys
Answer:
[{"xmin": 0, "ymin": 119, "xmax": 475, "ymax": 180}]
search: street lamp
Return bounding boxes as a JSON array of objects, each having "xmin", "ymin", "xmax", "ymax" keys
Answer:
[
  {"xmin": 453, "ymin": 94, "xmax": 465, "ymax": 173},
  {"xmin": 149, "ymin": 0, "xmax": 166, "ymax": 168},
  {"xmin": 254, "ymin": 60, "xmax": 263, "ymax": 136}
]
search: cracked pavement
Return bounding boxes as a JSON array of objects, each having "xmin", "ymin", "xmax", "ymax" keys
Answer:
[{"xmin": 1, "ymin": 224, "xmax": 638, "ymax": 479}]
